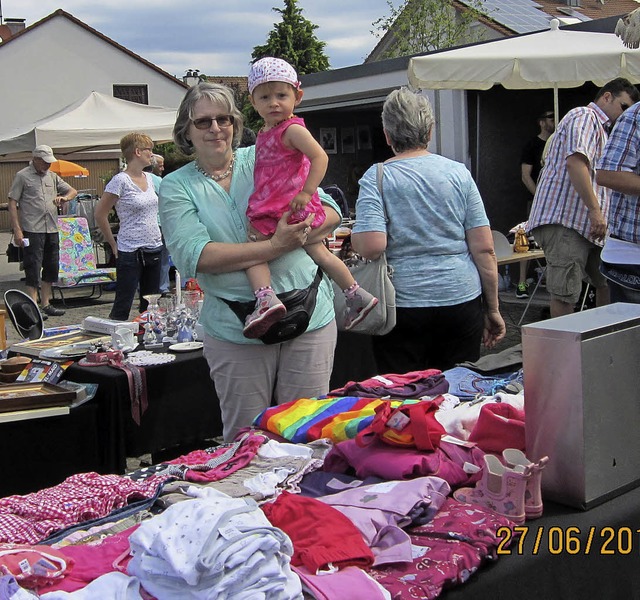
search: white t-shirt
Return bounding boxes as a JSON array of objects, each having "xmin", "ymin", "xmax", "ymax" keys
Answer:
[{"xmin": 105, "ymin": 171, "xmax": 162, "ymax": 252}]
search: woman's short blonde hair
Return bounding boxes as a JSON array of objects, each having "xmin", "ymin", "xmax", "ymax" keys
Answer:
[
  {"xmin": 173, "ymin": 83, "xmax": 244, "ymax": 155},
  {"xmin": 120, "ymin": 132, "xmax": 153, "ymax": 161}
]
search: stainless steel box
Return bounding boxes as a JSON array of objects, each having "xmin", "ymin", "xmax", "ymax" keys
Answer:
[{"xmin": 522, "ymin": 303, "xmax": 640, "ymax": 509}]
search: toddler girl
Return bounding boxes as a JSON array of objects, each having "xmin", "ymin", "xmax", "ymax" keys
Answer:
[{"xmin": 243, "ymin": 57, "xmax": 377, "ymax": 338}]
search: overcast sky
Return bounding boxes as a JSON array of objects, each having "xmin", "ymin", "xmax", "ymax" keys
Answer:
[{"xmin": 2, "ymin": 0, "xmax": 393, "ymax": 78}]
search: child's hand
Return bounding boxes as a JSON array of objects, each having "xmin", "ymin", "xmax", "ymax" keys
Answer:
[{"xmin": 290, "ymin": 191, "xmax": 311, "ymax": 212}]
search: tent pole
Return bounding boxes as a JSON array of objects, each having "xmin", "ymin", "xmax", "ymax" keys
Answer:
[{"xmin": 475, "ymin": 93, "xmax": 481, "ymax": 184}]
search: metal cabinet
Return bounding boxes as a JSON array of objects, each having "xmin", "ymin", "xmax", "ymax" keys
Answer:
[{"xmin": 523, "ymin": 303, "xmax": 640, "ymax": 509}]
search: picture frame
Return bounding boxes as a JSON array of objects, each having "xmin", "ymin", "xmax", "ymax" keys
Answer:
[
  {"xmin": 357, "ymin": 125, "xmax": 372, "ymax": 150},
  {"xmin": 319, "ymin": 127, "xmax": 337, "ymax": 154},
  {"xmin": 0, "ymin": 382, "xmax": 76, "ymax": 414},
  {"xmin": 341, "ymin": 127, "xmax": 355, "ymax": 154}
]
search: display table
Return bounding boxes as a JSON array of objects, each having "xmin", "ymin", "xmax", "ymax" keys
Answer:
[
  {"xmin": 0, "ymin": 399, "xmax": 103, "ymax": 497},
  {"xmin": 64, "ymin": 348, "xmax": 222, "ymax": 472},
  {"xmin": 442, "ymin": 483, "xmax": 640, "ymax": 599},
  {"xmin": 0, "ymin": 348, "xmax": 222, "ymax": 497},
  {"xmin": 1, "ymin": 331, "xmax": 373, "ymax": 498}
]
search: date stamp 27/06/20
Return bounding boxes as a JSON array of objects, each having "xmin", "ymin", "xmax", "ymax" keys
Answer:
[{"xmin": 497, "ymin": 525, "xmax": 640, "ymax": 556}]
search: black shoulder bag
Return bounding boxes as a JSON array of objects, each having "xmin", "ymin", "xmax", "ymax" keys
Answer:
[
  {"xmin": 221, "ymin": 267, "xmax": 324, "ymax": 344},
  {"xmin": 6, "ymin": 236, "xmax": 22, "ymax": 263}
]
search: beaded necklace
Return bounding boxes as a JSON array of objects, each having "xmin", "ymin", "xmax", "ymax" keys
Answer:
[{"xmin": 195, "ymin": 153, "xmax": 235, "ymax": 182}]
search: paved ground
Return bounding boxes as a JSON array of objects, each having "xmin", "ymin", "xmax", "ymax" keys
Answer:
[{"xmin": 0, "ymin": 231, "xmax": 115, "ymax": 347}]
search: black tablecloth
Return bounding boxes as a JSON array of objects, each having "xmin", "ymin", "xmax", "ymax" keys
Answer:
[
  {"xmin": 330, "ymin": 331, "xmax": 378, "ymax": 389},
  {"xmin": 63, "ymin": 348, "xmax": 222, "ymax": 474},
  {"xmin": 0, "ymin": 400, "xmax": 103, "ymax": 497},
  {"xmin": 2, "ymin": 331, "xmax": 372, "ymax": 498},
  {"xmin": 0, "ymin": 348, "xmax": 222, "ymax": 496}
]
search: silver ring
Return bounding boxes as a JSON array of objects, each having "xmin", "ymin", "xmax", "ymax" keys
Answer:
[{"xmin": 304, "ymin": 227, "xmax": 310, "ymax": 235}]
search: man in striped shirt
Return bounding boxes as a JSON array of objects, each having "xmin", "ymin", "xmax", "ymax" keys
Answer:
[
  {"xmin": 596, "ymin": 101, "xmax": 640, "ymax": 304},
  {"xmin": 527, "ymin": 78, "xmax": 639, "ymax": 318}
]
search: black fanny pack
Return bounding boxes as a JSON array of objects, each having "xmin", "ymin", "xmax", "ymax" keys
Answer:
[{"xmin": 222, "ymin": 267, "xmax": 323, "ymax": 344}]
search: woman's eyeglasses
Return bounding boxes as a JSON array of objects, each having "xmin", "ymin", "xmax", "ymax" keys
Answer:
[{"xmin": 192, "ymin": 115, "xmax": 235, "ymax": 130}]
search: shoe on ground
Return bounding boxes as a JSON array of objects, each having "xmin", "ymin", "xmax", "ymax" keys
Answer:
[
  {"xmin": 344, "ymin": 287, "xmax": 378, "ymax": 330},
  {"xmin": 243, "ymin": 292, "xmax": 287, "ymax": 339},
  {"xmin": 41, "ymin": 304, "xmax": 65, "ymax": 317},
  {"xmin": 515, "ymin": 282, "xmax": 529, "ymax": 299}
]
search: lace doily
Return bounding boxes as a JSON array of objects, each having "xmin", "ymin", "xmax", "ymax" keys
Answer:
[{"xmin": 126, "ymin": 351, "xmax": 176, "ymax": 366}]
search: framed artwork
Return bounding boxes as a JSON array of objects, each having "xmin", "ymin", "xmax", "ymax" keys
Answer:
[
  {"xmin": 341, "ymin": 127, "xmax": 355, "ymax": 154},
  {"xmin": 319, "ymin": 127, "xmax": 337, "ymax": 154},
  {"xmin": 357, "ymin": 125, "xmax": 372, "ymax": 150}
]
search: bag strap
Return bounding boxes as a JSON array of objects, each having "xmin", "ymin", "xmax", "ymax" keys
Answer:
[
  {"xmin": 376, "ymin": 163, "xmax": 387, "ymax": 219},
  {"xmin": 375, "ymin": 161, "xmax": 391, "ymax": 237}
]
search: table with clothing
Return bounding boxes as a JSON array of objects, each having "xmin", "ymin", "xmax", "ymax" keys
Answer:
[{"xmin": 0, "ymin": 350, "xmax": 638, "ymax": 599}]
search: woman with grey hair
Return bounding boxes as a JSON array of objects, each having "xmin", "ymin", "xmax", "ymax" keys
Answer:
[
  {"xmin": 159, "ymin": 82, "xmax": 341, "ymax": 442},
  {"xmin": 351, "ymin": 87, "xmax": 505, "ymax": 372}
]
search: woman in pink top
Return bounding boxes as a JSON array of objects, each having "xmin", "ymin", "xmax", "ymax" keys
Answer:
[{"xmin": 243, "ymin": 57, "xmax": 377, "ymax": 338}]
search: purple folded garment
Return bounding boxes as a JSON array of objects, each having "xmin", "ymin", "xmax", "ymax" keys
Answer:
[
  {"xmin": 324, "ymin": 437, "xmax": 484, "ymax": 489},
  {"xmin": 331, "ymin": 373, "xmax": 449, "ymax": 399}
]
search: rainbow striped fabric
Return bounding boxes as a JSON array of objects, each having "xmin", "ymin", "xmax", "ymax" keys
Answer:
[{"xmin": 253, "ymin": 396, "xmax": 407, "ymax": 443}]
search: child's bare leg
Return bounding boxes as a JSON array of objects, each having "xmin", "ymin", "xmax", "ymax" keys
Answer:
[
  {"xmin": 243, "ymin": 229, "xmax": 286, "ymax": 339},
  {"xmin": 246, "ymin": 262, "xmax": 273, "ymax": 293},
  {"xmin": 304, "ymin": 242, "xmax": 378, "ymax": 330}
]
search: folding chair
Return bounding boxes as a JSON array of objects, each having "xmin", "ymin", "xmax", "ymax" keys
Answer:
[{"xmin": 53, "ymin": 217, "xmax": 117, "ymax": 305}]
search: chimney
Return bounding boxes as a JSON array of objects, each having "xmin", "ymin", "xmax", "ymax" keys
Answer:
[{"xmin": 4, "ymin": 18, "xmax": 26, "ymax": 36}]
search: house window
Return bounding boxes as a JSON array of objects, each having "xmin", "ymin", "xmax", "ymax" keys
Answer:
[{"xmin": 113, "ymin": 85, "xmax": 148, "ymax": 104}]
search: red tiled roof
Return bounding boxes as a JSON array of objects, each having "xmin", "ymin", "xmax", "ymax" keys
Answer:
[
  {"xmin": 204, "ymin": 76, "xmax": 248, "ymax": 93},
  {"xmin": 534, "ymin": 0, "xmax": 639, "ymax": 20}
]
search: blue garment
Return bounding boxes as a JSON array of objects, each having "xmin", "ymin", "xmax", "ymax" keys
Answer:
[
  {"xmin": 158, "ymin": 244, "xmax": 171, "ymax": 293},
  {"xmin": 159, "ymin": 146, "xmax": 340, "ymax": 344},
  {"xmin": 352, "ymin": 154, "xmax": 489, "ymax": 307},
  {"xmin": 597, "ymin": 102, "xmax": 640, "ymax": 244},
  {"xmin": 442, "ymin": 366, "xmax": 523, "ymax": 401}
]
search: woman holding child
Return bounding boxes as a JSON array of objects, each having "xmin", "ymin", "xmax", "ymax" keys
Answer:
[{"xmin": 159, "ymin": 81, "xmax": 341, "ymax": 442}]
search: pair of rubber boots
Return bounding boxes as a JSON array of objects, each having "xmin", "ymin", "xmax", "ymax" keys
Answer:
[{"xmin": 453, "ymin": 449, "xmax": 549, "ymax": 525}]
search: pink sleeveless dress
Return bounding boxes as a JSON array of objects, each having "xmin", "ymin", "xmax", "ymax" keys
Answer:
[{"xmin": 247, "ymin": 116, "xmax": 326, "ymax": 236}]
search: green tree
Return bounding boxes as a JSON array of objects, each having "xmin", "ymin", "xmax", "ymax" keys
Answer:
[
  {"xmin": 251, "ymin": 0, "xmax": 330, "ymax": 75},
  {"xmin": 244, "ymin": 0, "xmax": 330, "ymax": 132},
  {"xmin": 372, "ymin": 0, "xmax": 487, "ymax": 58}
]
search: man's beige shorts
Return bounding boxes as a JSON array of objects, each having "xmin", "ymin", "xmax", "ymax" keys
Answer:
[{"xmin": 532, "ymin": 224, "xmax": 607, "ymax": 305}]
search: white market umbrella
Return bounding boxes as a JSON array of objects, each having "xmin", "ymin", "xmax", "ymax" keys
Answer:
[{"xmin": 408, "ymin": 19, "xmax": 640, "ymax": 121}]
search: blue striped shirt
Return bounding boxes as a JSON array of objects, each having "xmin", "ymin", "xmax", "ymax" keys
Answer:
[
  {"xmin": 597, "ymin": 102, "xmax": 640, "ymax": 244},
  {"xmin": 527, "ymin": 102, "xmax": 610, "ymax": 245}
]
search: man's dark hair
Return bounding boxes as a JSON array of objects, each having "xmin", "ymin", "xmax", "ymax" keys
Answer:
[
  {"xmin": 595, "ymin": 77, "xmax": 640, "ymax": 103},
  {"xmin": 537, "ymin": 110, "xmax": 554, "ymax": 122}
]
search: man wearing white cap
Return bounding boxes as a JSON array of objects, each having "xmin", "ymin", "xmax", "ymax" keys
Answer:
[{"xmin": 7, "ymin": 145, "xmax": 76, "ymax": 317}]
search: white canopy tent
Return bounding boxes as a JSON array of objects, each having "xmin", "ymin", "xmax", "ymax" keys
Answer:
[
  {"xmin": 408, "ymin": 19, "xmax": 640, "ymax": 121},
  {"xmin": 0, "ymin": 91, "xmax": 177, "ymax": 156}
]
